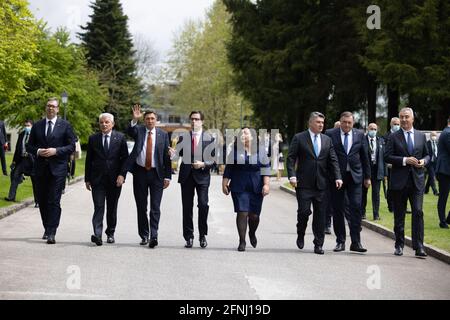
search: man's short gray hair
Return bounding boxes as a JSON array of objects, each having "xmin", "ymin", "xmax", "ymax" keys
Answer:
[
  {"xmin": 399, "ymin": 107, "xmax": 414, "ymax": 117},
  {"xmin": 47, "ymin": 97, "xmax": 59, "ymax": 106},
  {"xmin": 309, "ymin": 111, "xmax": 325, "ymax": 122},
  {"xmin": 99, "ymin": 113, "xmax": 114, "ymax": 122}
]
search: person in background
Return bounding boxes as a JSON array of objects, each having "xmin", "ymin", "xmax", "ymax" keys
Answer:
[
  {"xmin": 384, "ymin": 117, "xmax": 401, "ymax": 212},
  {"xmin": 436, "ymin": 117, "xmax": 450, "ymax": 229},
  {"xmin": 0, "ymin": 120, "xmax": 8, "ymax": 176},
  {"xmin": 425, "ymin": 131, "xmax": 439, "ymax": 196}
]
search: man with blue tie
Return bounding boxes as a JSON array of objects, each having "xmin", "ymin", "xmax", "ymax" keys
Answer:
[
  {"xmin": 26, "ymin": 98, "xmax": 76, "ymax": 244},
  {"xmin": 326, "ymin": 111, "xmax": 371, "ymax": 253},
  {"xmin": 385, "ymin": 107, "xmax": 430, "ymax": 257},
  {"xmin": 124, "ymin": 105, "xmax": 172, "ymax": 248}
]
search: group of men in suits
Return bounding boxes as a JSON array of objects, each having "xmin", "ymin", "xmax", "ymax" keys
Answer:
[{"xmin": 288, "ymin": 108, "xmax": 438, "ymax": 257}]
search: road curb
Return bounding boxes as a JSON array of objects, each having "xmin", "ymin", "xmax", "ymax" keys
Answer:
[
  {"xmin": 0, "ymin": 176, "xmax": 85, "ymax": 221},
  {"xmin": 280, "ymin": 184, "xmax": 450, "ymax": 265}
]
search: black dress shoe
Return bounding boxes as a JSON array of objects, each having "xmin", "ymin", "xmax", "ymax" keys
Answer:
[
  {"xmin": 333, "ymin": 243, "xmax": 345, "ymax": 252},
  {"xmin": 47, "ymin": 235, "xmax": 56, "ymax": 244},
  {"xmin": 238, "ymin": 240, "xmax": 246, "ymax": 252},
  {"xmin": 373, "ymin": 215, "xmax": 380, "ymax": 221},
  {"xmin": 140, "ymin": 238, "xmax": 149, "ymax": 246},
  {"xmin": 324, "ymin": 227, "xmax": 332, "ymax": 235},
  {"xmin": 296, "ymin": 236, "xmax": 304, "ymax": 250},
  {"xmin": 394, "ymin": 247, "xmax": 403, "ymax": 256},
  {"xmin": 91, "ymin": 235, "xmax": 103, "ymax": 246},
  {"xmin": 439, "ymin": 222, "xmax": 449, "ymax": 229},
  {"xmin": 314, "ymin": 246, "xmax": 324, "ymax": 255},
  {"xmin": 249, "ymin": 233, "xmax": 257, "ymax": 248},
  {"xmin": 199, "ymin": 236, "xmax": 208, "ymax": 248},
  {"xmin": 42, "ymin": 233, "xmax": 48, "ymax": 240},
  {"xmin": 185, "ymin": 238, "xmax": 193, "ymax": 248},
  {"xmin": 107, "ymin": 236, "xmax": 115, "ymax": 244},
  {"xmin": 148, "ymin": 238, "xmax": 158, "ymax": 248},
  {"xmin": 350, "ymin": 243, "xmax": 367, "ymax": 253},
  {"xmin": 415, "ymin": 247, "xmax": 427, "ymax": 257},
  {"xmin": 34, "ymin": 203, "xmax": 39, "ymax": 208},
  {"xmin": 4, "ymin": 197, "xmax": 15, "ymax": 202}
]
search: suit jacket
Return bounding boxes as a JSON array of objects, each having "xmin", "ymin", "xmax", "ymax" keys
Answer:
[
  {"xmin": 13, "ymin": 131, "xmax": 28, "ymax": 164},
  {"xmin": 85, "ymin": 131, "xmax": 129, "ymax": 186},
  {"xmin": 426, "ymin": 139, "xmax": 438, "ymax": 164},
  {"xmin": 436, "ymin": 126, "xmax": 450, "ymax": 176},
  {"xmin": 12, "ymin": 130, "xmax": 35, "ymax": 176},
  {"xmin": 26, "ymin": 118, "xmax": 76, "ymax": 177},
  {"xmin": 287, "ymin": 130, "xmax": 341, "ymax": 190},
  {"xmin": 325, "ymin": 128, "xmax": 370, "ymax": 184},
  {"xmin": 176, "ymin": 131, "xmax": 215, "ymax": 185},
  {"xmin": 125, "ymin": 124, "xmax": 171, "ymax": 181},
  {"xmin": 384, "ymin": 129, "xmax": 430, "ymax": 191},
  {"xmin": 0, "ymin": 121, "xmax": 6, "ymax": 145},
  {"xmin": 366, "ymin": 135, "xmax": 385, "ymax": 180},
  {"xmin": 223, "ymin": 146, "xmax": 271, "ymax": 193}
]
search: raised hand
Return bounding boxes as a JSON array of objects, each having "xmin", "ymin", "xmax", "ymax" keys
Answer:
[{"xmin": 132, "ymin": 104, "xmax": 143, "ymax": 121}]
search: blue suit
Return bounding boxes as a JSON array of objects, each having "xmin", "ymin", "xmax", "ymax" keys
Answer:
[
  {"xmin": 325, "ymin": 128, "xmax": 370, "ymax": 245},
  {"xmin": 26, "ymin": 117, "xmax": 76, "ymax": 236},
  {"xmin": 436, "ymin": 126, "xmax": 450, "ymax": 225}
]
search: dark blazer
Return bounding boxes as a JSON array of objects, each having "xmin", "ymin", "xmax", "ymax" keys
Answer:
[
  {"xmin": 223, "ymin": 146, "xmax": 271, "ymax": 193},
  {"xmin": 13, "ymin": 131, "xmax": 27, "ymax": 164},
  {"xmin": 177, "ymin": 131, "xmax": 215, "ymax": 185},
  {"xmin": 125, "ymin": 125, "xmax": 171, "ymax": 181},
  {"xmin": 287, "ymin": 130, "xmax": 341, "ymax": 190},
  {"xmin": 85, "ymin": 131, "xmax": 129, "ymax": 186},
  {"xmin": 26, "ymin": 118, "xmax": 76, "ymax": 177},
  {"xmin": 426, "ymin": 139, "xmax": 438, "ymax": 164},
  {"xmin": 366, "ymin": 135, "xmax": 385, "ymax": 180},
  {"xmin": 436, "ymin": 126, "xmax": 450, "ymax": 176},
  {"xmin": 0, "ymin": 121, "xmax": 7, "ymax": 145},
  {"xmin": 384, "ymin": 129, "xmax": 430, "ymax": 191},
  {"xmin": 325, "ymin": 128, "xmax": 370, "ymax": 184}
]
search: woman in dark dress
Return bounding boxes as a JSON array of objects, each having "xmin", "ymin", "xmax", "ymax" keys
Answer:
[{"xmin": 222, "ymin": 128, "xmax": 271, "ymax": 251}]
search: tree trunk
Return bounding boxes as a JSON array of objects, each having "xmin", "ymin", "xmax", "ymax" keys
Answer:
[
  {"xmin": 367, "ymin": 76, "xmax": 377, "ymax": 124},
  {"xmin": 387, "ymin": 85, "xmax": 399, "ymax": 127},
  {"xmin": 436, "ymin": 99, "xmax": 450, "ymax": 129}
]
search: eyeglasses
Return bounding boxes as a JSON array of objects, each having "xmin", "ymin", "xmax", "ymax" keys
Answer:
[
  {"xmin": 46, "ymin": 104, "xmax": 58, "ymax": 109},
  {"xmin": 190, "ymin": 118, "xmax": 202, "ymax": 121}
]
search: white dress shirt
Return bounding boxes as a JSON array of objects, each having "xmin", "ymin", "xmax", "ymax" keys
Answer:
[
  {"xmin": 369, "ymin": 137, "xmax": 377, "ymax": 163},
  {"xmin": 341, "ymin": 129, "xmax": 352, "ymax": 171},
  {"xmin": 131, "ymin": 121, "xmax": 156, "ymax": 168},
  {"xmin": 45, "ymin": 117, "xmax": 57, "ymax": 136}
]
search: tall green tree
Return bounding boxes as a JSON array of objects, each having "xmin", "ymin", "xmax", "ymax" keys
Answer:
[
  {"xmin": 0, "ymin": 0, "xmax": 39, "ymax": 104},
  {"xmin": 79, "ymin": 0, "xmax": 141, "ymax": 130}
]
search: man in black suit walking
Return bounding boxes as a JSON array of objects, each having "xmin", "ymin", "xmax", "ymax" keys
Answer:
[
  {"xmin": 436, "ymin": 117, "xmax": 450, "ymax": 229},
  {"xmin": 362, "ymin": 123, "xmax": 385, "ymax": 220},
  {"xmin": 26, "ymin": 98, "xmax": 76, "ymax": 244},
  {"xmin": 425, "ymin": 131, "xmax": 439, "ymax": 196},
  {"xmin": 125, "ymin": 105, "xmax": 172, "ymax": 248},
  {"xmin": 383, "ymin": 117, "xmax": 401, "ymax": 212},
  {"xmin": 169, "ymin": 111, "xmax": 215, "ymax": 249},
  {"xmin": 0, "ymin": 120, "xmax": 8, "ymax": 176},
  {"xmin": 385, "ymin": 107, "xmax": 430, "ymax": 257},
  {"xmin": 5, "ymin": 120, "xmax": 37, "ymax": 205},
  {"xmin": 287, "ymin": 112, "xmax": 342, "ymax": 255},
  {"xmin": 326, "ymin": 111, "xmax": 371, "ymax": 253},
  {"xmin": 85, "ymin": 113, "xmax": 129, "ymax": 246}
]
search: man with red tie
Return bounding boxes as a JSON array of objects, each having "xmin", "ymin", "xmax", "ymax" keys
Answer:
[{"xmin": 124, "ymin": 105, "xmax": 172, "ymax": 248}]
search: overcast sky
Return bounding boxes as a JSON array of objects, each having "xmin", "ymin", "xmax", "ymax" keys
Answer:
[{"xmin": 28, "ymin": 0, "xmax": 215, "ymax": 61}]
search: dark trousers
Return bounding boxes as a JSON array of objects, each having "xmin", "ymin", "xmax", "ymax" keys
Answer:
[
  {"xmin": 362, "ymin": 165, "xmax": 381, "ymax": 219},
  {"xmin": 437, "ymin": 174, "xmax": 450, "ymax": 224},
  {"xmin": 325, "ymin": 187, "xmax": 333, "ymax": 229},
  {"xmin": 0, "ymin": 147, "xmax": 6, "ymax": 175},
  {"xmin": 332, "ymin": 172, "xmax": 363, "ymax": 245},
  {"xmin": 8, "ymin": 161, "xmax": 37, "ymax": 202},
  {"xmin": 35, "ymin": 166, "xmax": 66, "ymax": 236},
  {"xmin": 296, "ymin": 188, "xmax": 326, "ymax": 246},
  {"xmin": 181, "ymin": 174, "xmax": 209, "ymax": 241},
  {"xmin": 91, "ymin": 176, "xmax": 122, "ymax": 238},
  {"xmin": 392, "ymin": 174, "xmax": 424, "ymax": 249},
  {"xmin": 425, "ymin": 162, "xmax": 438, "ymax": 194},
  {"xmin": 386, "ymin": 167, "xmax": 394, "ymax": 211},
  {"xmin": 133, "ymin": 167, "xmax": 164, "ymax": 240}
]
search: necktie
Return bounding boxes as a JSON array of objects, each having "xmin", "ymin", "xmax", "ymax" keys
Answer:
[
  {"xmin": 192, "ymin": 134, "xmax": 197, "ymax": 154},
  {"xmin": 313, "ymin": 134, "xmax": 319, "ymax": 157},
  {"xmin": 370, "ymin": 138, "xmax": 374, "ymax": 153},
  {"xmin": 104, "ymin": 135, "xmax": 109, "ymax": 153},
  {"xmin": 433, "ymin": 141, "xmax": 437, "ymax": 158},
  {"xmin": 23, "ymin": 133, "xmax": 29, "ymax": 156},
  {"xmin": 407, "ymin": 132, "xmax": 414, "ymax": 155},
  {"xmin": 344, "ymin": 133, "xmax": 349, "ymax": 155},
  {"xmin": 46, "ymin": 121, "xmax": 53, "ymax": 137},
  {"xmin": 145, "ymin": 131, "xmax": 153, "ymax": 170}
]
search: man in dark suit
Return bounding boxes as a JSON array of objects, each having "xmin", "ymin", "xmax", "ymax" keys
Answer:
[
  {"xmin": 425, "ymin": 131, "xmax": 439, "ymax": 196},
  {"xmin": 385, "ymin": 107, "xmax": 430, "ymax": 257},
  {"xmin": 288, "ymin": 112, "xmax": 342, "ymax": 255},
  {"xmin": 0, "ymin": 120, "xmax": 8, "ymax": 175},
  {"xmin": 436, "ymin": 117, "xmax": 450, "ymax": 229},
  {"xmin": 26, "ymin": 98, "xmax": 76, "ymax": 244},
  {"xmin": 5, "ymin": 120, "xmax": 37, "ymax": 205},
  {"xmin": 362, "ymin": 123, "xmax": 385, "ymax": 220},
  {"xmin": 326, "ymin": 111, "xmax": 371, "ymax": 253},
  {"xmin": 124, "ymin": 105, "xmax": 172, "ymax": 248},
  {"xmin": 85, "ymin": 113, "xmax": 129, "ymax": 246},
  {"xmin": 169, "ymin": 111, "xmax": 215, "ymax": 249},
  {"xmin": 383, "ymin": 117, "xmax": 401, "ymax": 212}
]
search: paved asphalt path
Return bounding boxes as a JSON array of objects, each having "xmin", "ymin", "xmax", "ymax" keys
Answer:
[{"xmin": 0, "ymin": 175, "xmax": 449, "ymax": 300}]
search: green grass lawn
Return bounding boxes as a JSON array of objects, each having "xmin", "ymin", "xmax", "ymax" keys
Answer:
[
  {"xmin": 284, "ymin": 182, "xmax": 450, "ymax": 253},
  {"xmin": 0, "ymin": 152, "xmax": 85, "ymax": 209}
]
